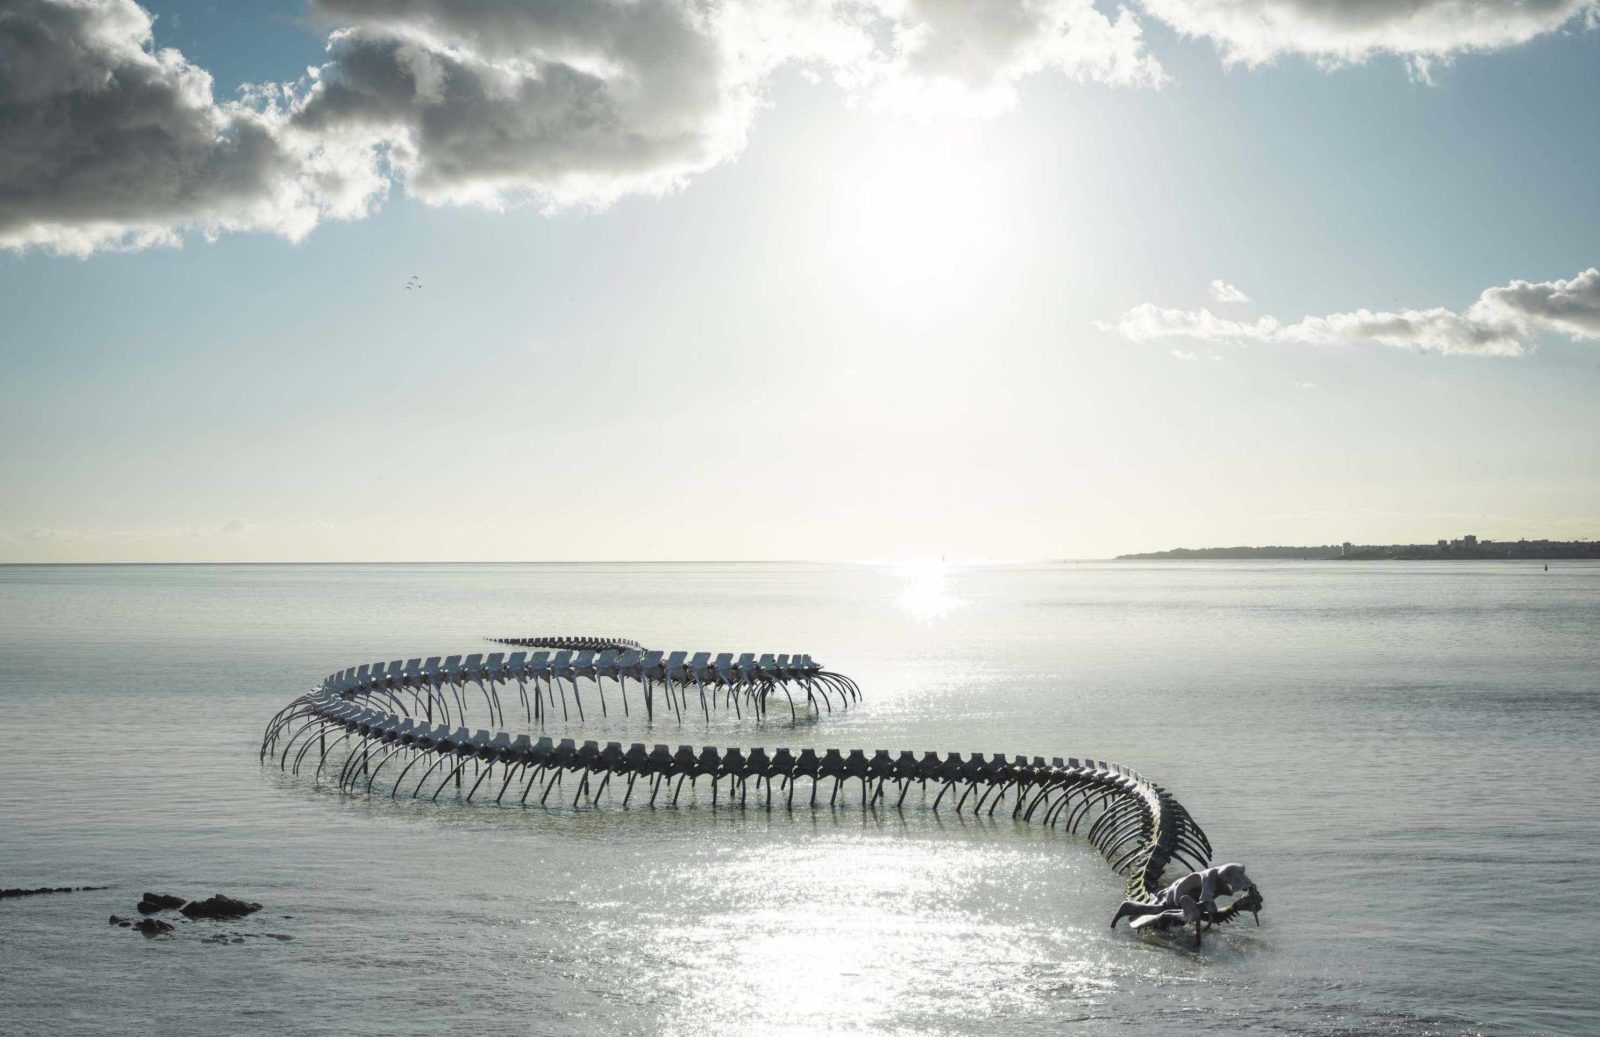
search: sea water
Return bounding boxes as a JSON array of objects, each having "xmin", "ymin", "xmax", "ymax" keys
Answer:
[{"xmin": 1, "ymin": 561, "xmax": 1595, "ymax": 1036}]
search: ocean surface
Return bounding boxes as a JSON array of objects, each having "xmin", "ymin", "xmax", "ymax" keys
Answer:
[{"xmin": 1, "ymin": 561, "xmax": 1596, "ymax": 1036}]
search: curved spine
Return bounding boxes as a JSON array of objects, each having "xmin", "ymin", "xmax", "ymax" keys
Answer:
[{"xmin": 258, "ymin": 638, "xmax": 1258, "ymax": 937}]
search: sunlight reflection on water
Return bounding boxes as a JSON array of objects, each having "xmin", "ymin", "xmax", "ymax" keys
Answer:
[
  {"xmin": 896, "ymin": 561, "xmax": 961, "ymax": 621},
  {"xmin": 632, "ymin": 837, "xmax": 1120, "ymax": 1034}
]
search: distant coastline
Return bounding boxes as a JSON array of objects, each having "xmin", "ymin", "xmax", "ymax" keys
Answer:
[{"xmin": 1117, "ymin": 536, "xmax": 1599, "ymax": 561}]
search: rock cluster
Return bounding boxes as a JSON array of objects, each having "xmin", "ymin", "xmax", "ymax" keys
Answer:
[
  {"xmin": 109, "ymin": 915, "xmax": 174, "ymax": 938},
  {"xmin": 9, "ymin": 886, "xmax": 287, "ymax": 943},
  {"xmin": 108, "ymin": 892, "xmax": 268, "ymax": 939}
]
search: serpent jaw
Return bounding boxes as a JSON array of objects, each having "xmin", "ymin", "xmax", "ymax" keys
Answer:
[
  {"xmin": 1212, "ymin": 884, "xmax": 1264, "ymax": 926},
  {"xmin": 258, "ymin": 635, "xmax": 1261, "ymax": 945}
]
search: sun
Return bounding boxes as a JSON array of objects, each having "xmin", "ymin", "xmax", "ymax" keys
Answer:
[{"xmin": 822, "ymin": 127, "xmax": 1010, "ymax": 312}]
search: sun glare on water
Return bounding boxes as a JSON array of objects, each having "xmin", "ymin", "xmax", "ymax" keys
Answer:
[{"xmin": 896, "ymin": 560, "xmax": 961, "ymax": 620}]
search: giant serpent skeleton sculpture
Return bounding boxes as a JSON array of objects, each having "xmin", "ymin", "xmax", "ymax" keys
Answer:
[{"xmin": 259, "ymin": 635, "xmax": 1262, "ymax": 944}]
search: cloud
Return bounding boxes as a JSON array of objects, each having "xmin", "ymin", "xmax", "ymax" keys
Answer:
[
  {"xmin": 0, "ymin": 0, "xmax": 1166, "ymax": 255},
  {"xmin": 292, "ymin": 0, "xmax": 777, "ymax": 209},
  {"xmin": 6, "ymin": 1, "xmax": 1593, "ymax": 257},
  {"xmin": 1139, "ymin": 0, "xmax": 1599, "ymax": 74},
  {"xmin": 1096, "ymin": 268, "xmax": 1600, "ymax": 356},
  {"xmin": 0, "ymin": 0, "xmax": 385, "ymax": 255},
  {"xmin": 1208, "ymin": 278, "xmax": 1249, "ymax": 302},
  {"xmin": 1097, "ymin": 304, "xmax": 1281, "ymax": 343},
  {"xmin": 291, "ymin": 0, "xmax": 1166, "ymax": 201},
  {"xmin": 1467, "ymin": 266, "xmax": 1600, "ymax": 339},
  {"xmin": 864, "ymin": 0, "xmax": 1166, "ymax": 117},
  {"xmin": 8, "ymin": 0, "xmax": 1596, "ymax": 258}
]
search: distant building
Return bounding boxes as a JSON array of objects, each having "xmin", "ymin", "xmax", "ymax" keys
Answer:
[
  {"xmin": 1341, "ymin": 541, "xmax": 1352, "ymax": 558},
  {"xmin": 1463, "ymin": 534, "xmax": 1478, "ymax": 547}
]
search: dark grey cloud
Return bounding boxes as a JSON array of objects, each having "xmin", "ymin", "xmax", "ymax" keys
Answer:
[
  {"xmin": 294, "ymin": 0, "xmax": 744, "ymax": 206},
  {"xmin": 0, "ymin": 0, "xmax": 339, "ymax": 253}
]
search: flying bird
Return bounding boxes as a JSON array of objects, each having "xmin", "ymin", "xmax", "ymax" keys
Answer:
[{"xmin": 404, "ymin": 275, "xmax": 422, "ymax": 291}]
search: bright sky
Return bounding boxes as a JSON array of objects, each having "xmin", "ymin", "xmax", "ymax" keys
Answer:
[{"xmin": 2, "ymin": 0, "xmax": 1598, "ymax": 562}]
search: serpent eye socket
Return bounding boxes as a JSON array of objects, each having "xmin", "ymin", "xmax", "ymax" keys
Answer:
[{"xmin": 1235, "ymin": 886, "xmax": 1264, "ymax": 911}]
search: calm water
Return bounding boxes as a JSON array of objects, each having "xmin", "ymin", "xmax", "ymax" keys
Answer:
[{"xmin": 1, "ymin": 561, "xmax": 1596, "ymax": 1036}]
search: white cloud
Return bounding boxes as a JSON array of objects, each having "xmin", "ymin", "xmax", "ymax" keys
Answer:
[
  {"xmin": 0, "ymin": 0, "xmax": 1167, "ymax": 255},
  {"xmin": 1208, "ymin": 278, "xmax": 1249, "ymax": 302},
  {"xmin": 1467, "ymin": 267, "xmax": 1600, "ymax": 339},
  {"xmin": 1139, "ymin": 0, "xmax": 1600, "ymax": 71},
  {"xmin": 1097, "ymin": 268, "xmax": 1600, "ymax": 356},
  {"xmin": 1096, "ymin": 304, "xmax": 1281, "ymax": 342},
  {"xmin": 864, "ymin": 0, "xmax": 1166, "ymax": 117}
]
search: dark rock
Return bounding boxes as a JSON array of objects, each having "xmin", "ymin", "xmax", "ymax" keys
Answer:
[
  {"xmin": 265, "ymin": 933, "xmax": 293, "ymax": 942},
  {"xmin": 132, "ymin": 918, "xmax": 173, "ymax": 938},
  {"xmin": 137, "ymin": 892, "xmax": 186, "ymax": 914},
  {"xmin": 1, "ymin": 885, "xmax": 109, "ymax": 899},
  {"xmin": 179, "ymin": 895, "xmax": 262, "ymax": 920},
  {"xmin": 109, "ymin": 915, "xmax": 132, "ymax": 928}
]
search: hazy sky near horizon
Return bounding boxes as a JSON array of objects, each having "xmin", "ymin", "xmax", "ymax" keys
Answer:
[{"xmin": 2, "ymin": 0, "xmax": 1599, "ymax": 562}]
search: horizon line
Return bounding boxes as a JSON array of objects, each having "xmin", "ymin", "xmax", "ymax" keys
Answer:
[
  {"xmin": 2, "ymin": 554, "xmax": 1593, "ymax": 567},
  {"xmin": 0, "ymin": 558, "xmax": 1073, "ymax": 567}
]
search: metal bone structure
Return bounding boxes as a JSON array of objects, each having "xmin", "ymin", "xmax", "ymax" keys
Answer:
[
  {"xmin": 487, "ymin": 635, "xmax": 644, "ymax": 652},
  {"xmin": 259, "ymin": 637, "xmax": 1260, "ymax": 943}
]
